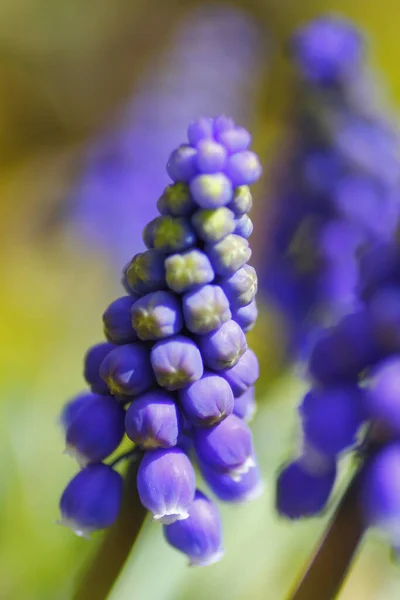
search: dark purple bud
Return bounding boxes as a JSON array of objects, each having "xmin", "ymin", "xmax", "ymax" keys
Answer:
[
  {"xmin": 215, "ymin": 126, "xmax": 251, "ymax": 154},
  {"xmin": 179, "ymin": 372, "xmax": 234, "ymax": 426},
  {"xmin": 137, "ymin": 448, "xmax": 196, "ymax": 523},
  {"xmin": 225, "ymin": 151, "xmax": 262, "ymax": 186},
  {"xmin": 84, "ymin": 342, "xmax": 115, "ymax": 395},
  {"xmin": 187, "ymin": 117, "xmax": 214, "ymax": 146},
  {"xmin": 151, "ymin": 335, "xmax": 203, "ymax": 391},
  {"xmin": 157, "ymin": 183, "xmax": 196, "ymax": 217},
  {"xmin": 63, "ymin": 393, "xmax": 125, "ymax": 466},
  {"xmin": 123, "ymin": 250, "xmax": 166, "ymax": 295},
  {"xmin": 131, "ymin": 291, "xmax": 183, "ymax": 341},
  {"xmin": 366, "ymin": 357, "xmax": 400, "ymax": 434},
  {"xmin": 195, "ymin": 139, "xmax": 227, "ymax": 173},
  {"xmin": 183, "ymin": 284, "xmax": 231, "ymax": 334},
  {"xmin": 232, "ymin": 299, "xmax": 258, "ymax": 332},
  {"xmin": 227, "ymin": 185, "xmax": 253, "ymax": 216},
  {"xmin": 197, "ymin": 320, "xmax": 247, "ymax": 370},
  {"xmin": 164, "ymin": 490, "xmax": 224, "ymax": 566},
  {"xmin": 125, "ymin": 390, "xmax": 181, "ymax": 449},
  {"xmin": 233, "ymin": 387, "xmax": 256, "ymax": 422},
  {"xmin": 103, "ymin": 296, "xmax": 137, "ymax": 344},
  {"xmin": 100, "ymin": 344, "xmax": 154, "ymax": 398},
  {"xmin": 190, "ymin": 173, "xmax": 233, "ymax": 209},
  {"xmin": 165, "ymin": 249, "xmax": 214, "ymax": 294},
  {"xmin": 191, "ymin": 207, "xmax": 236, "ymax": 243},
  {"xmin": 60, "ymin": 392, "xmax": 89, "ymax": 430},
  {"xmin": 194, "ymin": 414, "xmax": 254, "ymax": 480},
  {"xmin": 59, "ymin": 464, "xmax": 123, "ymax": 537},
  {"xmin": 234, "ymin": 214, "xmax": 253, "ymax": 239},
  {"xmin": 220, "ymin": 349, "xmax": 259, "ymax": 397},
  {"xmin": 220, "ymin": 264, "xmax": 258, "ymax": 309},
  {"xmin": 199, "ymin": 460, "xmax": 264, "ymax": 503},
  {"xmin": 206, "ymin": 234, "xmax": 251, "ymax": 277},
  {"xmin": 143, "ymin": 216, "xmax": 196, "ymax": 253},
  {"xmin": 167, "ymin": 145, "xmax": 198, "ymax": 183}
]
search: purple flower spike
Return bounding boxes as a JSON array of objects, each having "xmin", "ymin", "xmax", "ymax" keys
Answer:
[
  {"xmin": 232, "ymin": 299, "xmax": 258, "ymax": 332},
  {"xmin": 191, "ymin": 206, "xmax": 236, "ymax": 243},
  {"xmin": 190, "ymin": 173, "xmax": 233, "ymax": 209},
  {"xmin": 194, "ymin": 414, "xmax": 255, "ymax": 480},
  {"xmin": 234, "ymin": 214, "xmax": 253, "ymax": 239},
  {"xmin": 151, "ymin": 335, "xmax": 203, "ymax": 391},
  {"xmin": 167, "ymin": 145, "xmax": 198, "ymax": 183},
  {"xmin": 187, "ymin": 117, "xmax": 214, "ymax": 146},
  {"xmin": 137, "ymin": 448, "xmax": 196, "ymax": 524},
  {"xmin": 216, "ymin": 127, "xmax": 252, "ymax": 154},
  {"xmin": 143, "ymin": 216, "xmax": 196, "ymax": 253},
  {"xmin": 195, "ymin": 140, "xmax": 227, "ymax": 173},
  {"xmin": 63, "ymin": 393, "xmax": 125, "ymax": 466},
  {"xmin": 179, "ymin": 372, "xmax": 234, "ymax": 426},
  {"xmin": 206, "ymin": 234, "xmax": 251, "ymax": 277},
  {"xmin": 103, "ymin": 296, "xmax": 137, "ymax": 344},
  {"xmin": 123, "ymin": 250, "xmax": 166, "ymax": 295},
  {"xmin": 59, "ymin": 464, "xmax": 123, "ymax": 537},
  {"xmin": 165, "ymin": 249, "xmax": 214, "ymax": 294},
  {"xmin": 227, "ymin": 186, "xmax": 253, "ymax": 216},
  {"xmin": 84, "ymin": 342, "xmax": 115, "ymax": 395},
  {"xmin": 366, "ymin": 357, "xmax": 400, "ymax": 433},
  {"xmin": 157, "ymin": 183, "xmax": 196, "ymax": 217},
  {"xmin": 125, "ymin": 390, "xmax": 181, "ymax": 449},
  {"xmin": 183, "ymin": 284, "xmax": 231, "ymax": 334},
  {"xmin": 131, "ymin": 291, "xmax": 183, "ymax": 341},
  {"xmin": 299, "ymin": 386, "xmax": 366, "ymax": 457},
  {"xmin": 233, "ymin": 386, "xmax": 257, "ymax": 422},
  {"xmin": 200, "ymin": 460, "xmax": 264, "ymax": 503},
  {"xmin": 220, "ymin": 264, "xmax": 258, "ymax": 309},
  {"xmin": 164, "ymin": 490, "xmax": 224, "ymax": 566},
  {"xmin": 276, "ymin": 460, "xmax": 337, "ymax": 519},
  {"xmin": 220, "ymin": 348, "xmax": 259, "ymax": 397},
  {"xmin": 100, "ymin": 344, "xmax": 154, "ymax": 398},
  {"xmin": 225, "ymin": 151, "xmax": 262, "ymax": 186},
  {"xmin": 197, "ymin": 319, "xmax": 247, "ymax": 370}
]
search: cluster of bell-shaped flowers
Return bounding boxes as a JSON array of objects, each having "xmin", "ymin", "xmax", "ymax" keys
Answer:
[{"xmin": 58, "ymin": 115, "xmax": 263, "ymax": 566}]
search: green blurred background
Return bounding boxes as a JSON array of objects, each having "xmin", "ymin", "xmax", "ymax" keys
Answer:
[{"xmin": 1, "ymin": 1, "xmax": 400, "ymax": 598}]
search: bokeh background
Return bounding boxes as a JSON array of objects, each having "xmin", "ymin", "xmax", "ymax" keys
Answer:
[{"xmin": 1, "ymin": 1, "xmax": 400, "ymax": 598}]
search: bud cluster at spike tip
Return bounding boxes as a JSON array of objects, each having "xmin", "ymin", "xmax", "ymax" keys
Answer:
[
  {"xmin": 261, "ymin": 16, "xmax": 400, "ymax": 355},
  {"xmin": 57, "ymin": 116, "xmax": 263, "ymax": 565}
]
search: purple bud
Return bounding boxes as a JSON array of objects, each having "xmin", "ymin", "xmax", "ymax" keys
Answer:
[
  {"xmin": 100, "ymin": 344, "xmax": 154, "ymax": 398},
  {"xmin": 103, "ymin": 296, "xmax": 137, "ymax": 344},
  {"xmin": 277, "ymin": 460, "xmax": 337, "ymax": 519},
  {"xmin": 233, "ymin": 387, "xmax": 257, "ymax": 422},
  {"xmin": 137, "ymin": 448, "xmax": 196, "ymax": 524},
  {"xmin": 200, "ymin": 460, "xmax": 264, "ymax": 503},
  {"xmin": 194, "ymin": 414, "xmax": 254, "ymax": 480},
  {"xmin": 131, "ymin": 291, "xmax": 183, "ymax": 341},
  {"xmin": 125, "ymin": 391, "xmax": 181, "ymax": 449},
  {"xmin": 232, "ymin": 299, "xmax": 258, "ymax": 332},
  {"xmin": 227, "ymin": 186, "xmax": 253, "ymax": 216},
  {"xmin": 157, "ymin": 183, "xmax": 196, "ymax": 217},
  {"xmin": 213, "ymin": 115, "xmax": 235, "ymax": 136},
  {"xmin": 183, "ymin": 284, "xmax": 231, "ymax": 334},
  {"xmin": 60, "ymin": 392, "xmax": 89, "ymax": 430},
  {"xmin": 179, "ymin": 372, "xmax": 234, "ymax": 426},
  {"xmin": 195, "ymin": 140, "xmax": 227, "ymax": 173},
  {"xmin": 84, "ymin": 342, "xmax": 115, "ymax": 395},
  {"xmin": 197, "ymin": 320, "xmax": 247, "ymax": 370},
  {"xmin": 366, "ymin": 357, "xmax": 400, "ymax": 434},
  {"xmin": 220, "ymin": 264, "xmax": 258, "ymax": 309},
  {"xmin": 187, "ymin": 117, "xmax": 214, "ymax": 146},
  {"xmin": 62, "ymin": 393, "xmax": 125, "ymax": 466},
  {"xmin": 59, "ymin": 464, "xmax": 123, "ymax": 537},
  {"xmin": 191, "ymin": 207, "xmax": 236, "ymax": 243},
  {"xmin": 151, "ymin": 335, "xmax": 204, "ymax": 391},
  {"xmin": 220, "ymin": 349, "xmax": 259, "ymax": 397},
  {"xmin": 143, "ymin": 216, "xmax": 196, "ymax": 253},
  {"xmin": 190, "ymin": 173, "xmax": 233, "ymax": 209},
  {"xmin": 165, "ymin": 249, "xmax": 214, "ymax": 294},
  {"xmin": 206, "ymin": 234, "xmax": 251, "ymax": 277},
  {"xmin": 164, "ymin": 490, "xmax": 224, "ymax": 566},
  {"xmin": 234, "ymin": 214, "xmax": 253, "ymax": 239},
  {"xmin": 123, "ymin": 250, "xmax": 166, "ymax": 295},
  {"xmin": 215, "ymin": 127, "xmax": 252, "ymax": 154},
  {"xmin": 167, "ymin": 145, "xmax": 198, "ymax": 183},
  {"xmin": 225, "ymin": 151, "xmax": 262, "ymax": 186}
]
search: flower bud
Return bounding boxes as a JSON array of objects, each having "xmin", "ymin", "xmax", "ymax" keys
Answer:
[
  {"xmin": 157, "ymin": 183, "xmax": 196, "ymax": 217},
  {"xmin": 227, "ymin": 186, "xmax": 253, "ymax": 216},
  {"xmin": 137, "ymin": 448, "xmax": 196, "ymax": 523},
  {"xmin": 220, "ymin": 349, "xmax": 259, "ymax": 397},
  {"xmin": 191, "ymin": 207, "xmax": 236, "ymax": 244},
  {"xmin": 84, "ymin": 342, "xmax": 115, "ymax": 395},
  {"xmin": 183, "ymin": 284, "xmax": 231, "ymax": 334},
  {"xmin": 190, "ymin": 173, "xmax": 233, "ymax": 209},
  {"xmin": 197, "ymin": 319, "xmax": 247, "ymax": 370},
  {"xmin": 195, "ymin": 140, "xmax": 227, "ymax": 173},
  {"xmin": 234, "ymin": 214, "xmax": 253, "ymax": 239},
  {"xmin": 232, "ymin": 300, "xmax": 258, "ymax": 332},
  {"xmin": 215, "ymin": 126, "xmax": 251, "ymax": 154},
  {"xmin": 220, "ymin": 264, "xmax": 258, "ymax": 309},
  {"xmin": 165, "ymin": 249, "xmax": 214, "ymax": 294},
  {"xmin": 125, "ymin": 391, "xmax": 181, "ymax": 449},
  {"xmin": 143, "ymin": 216, "xmax": 196, "ymax": 253},
  {"xmin": 103, "ymin": 296, "xmax": 137, "ymax": 344},
  {"xmin": 233, "ymin": 387, "xmax": 256, "ymax": 422},
  {"xmin": 187, "ymin": 117, "xmax": 214, "ymax": 145},
  {"xmin": 131, "ymin": 291, "xmax": 183, "ymax": 341},
  {"xmin": 200, "ymin": 460, "xmax": 263, "ymax": 503},
  {"xmin": 151, "ymin": 335, "xmax": 203, "ymax": 391},
  {"xmin": 179, "ymin": 372, "xmax": 233, "ymax": 426},
  {"xmin": 366, "ymin": 357, "xmax": 400, "ymax": 433},
  {"xmin": 100, "ymin": 344, "xmax": 154, "ymax": 398},
  {"xmin": 167, "ymin": 145, "xmax": 198, "ymax": 182},
  {"xmin": 123, "ymin": 250, "xmax": 166, "ymax": 295},
  {"xmin": 225, "ymin": 151, "xmax": 262, "ymax": 186},
  {"xmin": 206, "ymin": 234, "xmax": 251, "ymax": 277}
]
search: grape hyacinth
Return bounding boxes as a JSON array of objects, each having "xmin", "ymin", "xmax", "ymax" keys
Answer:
[
  {"xmin": 262, "ymin": 16, "xmax": 400, "ymax": 353},
  {"xmin": 58, "ymin": 116, "xmax": 262, "ymax": 564}
]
